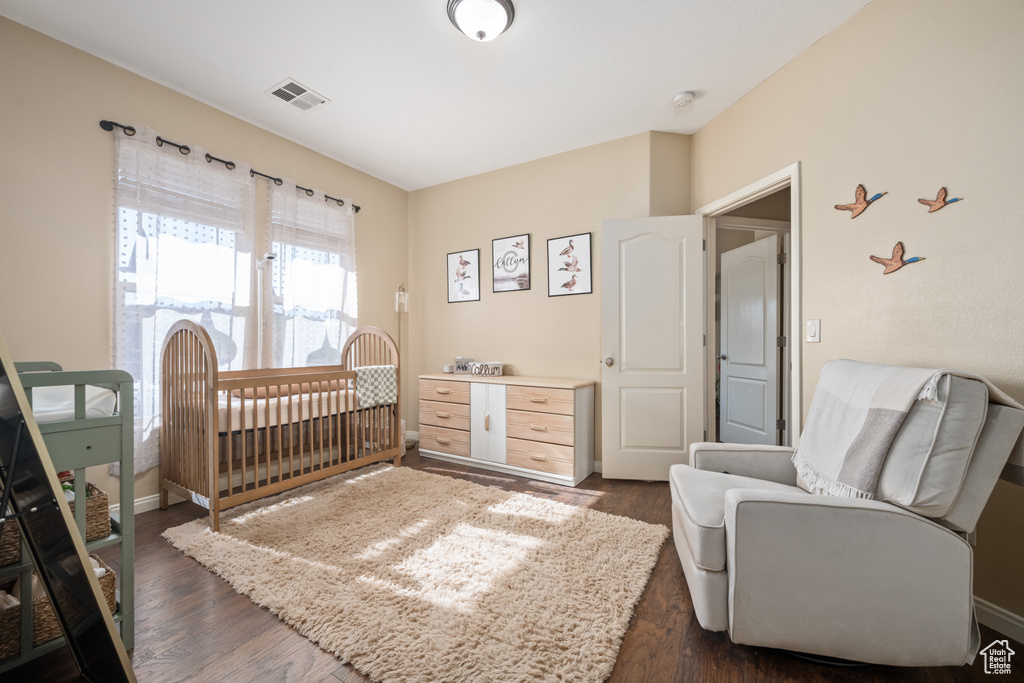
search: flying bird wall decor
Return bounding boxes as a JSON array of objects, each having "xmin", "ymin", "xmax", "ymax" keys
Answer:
[
  {"xmin": 918, "ymin": 187, "xmax": 962, "ymax": 213},
  {"xmin": 835, "ymin": 184, "xmax": 887, "ymax": 218},
  {"xmin": 869, "ymin": 241, "xmax": 924, "ymax": 274}
]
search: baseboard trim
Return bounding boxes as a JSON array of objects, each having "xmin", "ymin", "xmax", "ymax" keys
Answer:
[
  {"xmin": 406, "ymin": 430, "xmax": 419, "ymax": 443},
  {"xmin": 976, "ymin": 596, "xmax": 1024, "ymax": 644},
  {"xmin": 109, "ymin": 492, "xmax": 184, "ymax": 517},
  {"xmin": 594, "ymin": 460, "xmax": 603, "ymax": 474}
]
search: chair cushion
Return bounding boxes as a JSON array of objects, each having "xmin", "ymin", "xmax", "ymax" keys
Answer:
[
  {"xmin": 669, "ymin": 465, "xmax": 805, "ymax": 572},
  {"xmin": 941, "ymin": 403, "xmax": 1024, "ymax": 532},
  {"xmin": 876, "ymin": 375, "xmax": 988, "ymax": 517}
]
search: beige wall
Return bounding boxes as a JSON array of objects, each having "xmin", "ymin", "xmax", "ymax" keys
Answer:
[
  {"xmin": 407, "ymin": 132, "xmax": 691, "ymax": 462},
  {"xmin": 691, "ymin": 0, "xmax": 1024, "ymax": 614},
  {"xmin": 0, "ymin": 18, "xmax": 409, "ymax": 504}
]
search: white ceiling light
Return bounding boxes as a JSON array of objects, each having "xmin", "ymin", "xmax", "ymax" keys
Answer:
[{"xmin": 447, "ymin": 0, "xmax": 515, "ymax": 42}]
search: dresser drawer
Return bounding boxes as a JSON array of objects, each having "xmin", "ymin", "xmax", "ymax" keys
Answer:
[
  {"xmin": 506, "ymin": 385, "xmax": 575, "ymax": 416},
  {"xmin": 419, "ymin": 400, "xmax": 471, "ymax": 430},
  {"xmin": 506, "ymin": 410, "xmax": 574, "ymax": 447},
  {"xmin": 419, "ymin": 378, "xmax": 470, "ymax": 404},
  {"xmin": 420, "ymin": 425, "xmax": 471, "ymax": 458},
  {"xmin": 507, "ymin": 438, "xmax": 574, "ymax": 477}
]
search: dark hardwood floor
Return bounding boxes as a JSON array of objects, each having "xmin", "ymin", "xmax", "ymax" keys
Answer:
[{"xmin": 5, "ymin": 447, "xmax": 1022, "ymax": 682}]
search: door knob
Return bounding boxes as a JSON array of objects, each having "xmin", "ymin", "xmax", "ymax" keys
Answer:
[
  {"xmin": 604, "ymin": 357, "xmax": 615, "ymax": 367},
  {"xmin": 718, "ymin": 354, "xmax": 728, "ymax": 360}
]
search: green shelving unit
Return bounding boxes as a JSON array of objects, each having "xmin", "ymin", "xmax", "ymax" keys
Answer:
[{"xmin": 0, "ymin": 365, "xmax": 134, "ymax": 672}]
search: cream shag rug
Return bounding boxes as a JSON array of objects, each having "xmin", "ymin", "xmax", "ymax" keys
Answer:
[{"xmin": 163, "ymin": 465, "xmax": 668, "ymax": 683}]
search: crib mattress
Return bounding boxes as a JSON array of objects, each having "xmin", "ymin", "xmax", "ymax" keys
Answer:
[
  {"xmin": 0, "ymin": 385, "xmax": 119, "ymax": 424},
  {"xmin": 217, "ymin": 389, "xmax": 364, "ymax": 433}
]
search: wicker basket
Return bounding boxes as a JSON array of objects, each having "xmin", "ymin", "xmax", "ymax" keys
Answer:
[
  {"xmin": 0, "ymin": 555, "xmax": 116, "ymax": 660},
  {"xmin": 0, "ymin": 525, "xmax": 19, "ymax": 568},
  {"xmin": 69, "ymin": 483, "xmax": 112, "ymax": 542},
  {"xmin": 0, "ymin": 484, "xmax": 111, "ymax": 569}
]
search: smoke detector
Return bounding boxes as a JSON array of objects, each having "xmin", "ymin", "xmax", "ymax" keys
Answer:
[
  {"xmin": 267, "ymin": 78, "xmax": 330, "ymax": 113},
  {"xmin": 673, "ymin": 91, "xmax": 696, "ymax": 108}
]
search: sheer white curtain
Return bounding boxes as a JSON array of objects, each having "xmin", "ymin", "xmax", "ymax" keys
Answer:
[
  {"xmin": 266, "ymin": 181, "xmax": 357, "ymax": 368},
  {"xmin": 113, "ymin": 127, "xmax": 258, "ymax": 474}
]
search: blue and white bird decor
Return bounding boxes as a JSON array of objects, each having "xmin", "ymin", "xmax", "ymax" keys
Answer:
[
  {"xmin": 918, "ymin": 187, "xmax": 962, "ymax": 213},
  {"xmin": 835, "ymin": 184, "xmax": 886, "ymax": 218}
]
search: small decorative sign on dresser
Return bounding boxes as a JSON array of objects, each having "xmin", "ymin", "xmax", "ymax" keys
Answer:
[
  {"xmin": 454, "ymin": 357, "xmax": 474, "ymax": 374},
  {"xmin": 470, "ymin": 362, "xmax": 505, "ymax": 376}
]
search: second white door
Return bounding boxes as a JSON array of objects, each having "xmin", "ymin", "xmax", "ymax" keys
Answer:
[{"xmin": 719, "ymin": 234, "xmax": 780, "ymax": 445}]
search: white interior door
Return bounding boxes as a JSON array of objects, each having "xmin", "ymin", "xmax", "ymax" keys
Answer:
[
  {"xmin": 471, "ymin": 383, "xmax": 506, "ymax": 463},
  {"xmin": 719, "ymin": 234, "xmax": 779, "ymax": 445},
  {"xmin": 601, "ymin": 216, "xmax": 704, "ymax": 481}
]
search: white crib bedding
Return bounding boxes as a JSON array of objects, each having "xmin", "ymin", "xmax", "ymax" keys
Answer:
[
  {"xmin": 4, "ymin": 385, "xmax": 119, "ymax": 424},
  {"xmin": 217, "ymin": 389, "xmax": 362, "ymax": 433}
]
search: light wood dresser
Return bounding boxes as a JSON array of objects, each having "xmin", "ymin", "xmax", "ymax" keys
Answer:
[{"xmin": 418, "ymin": 374, "xmax": 595, "ymax": 486}]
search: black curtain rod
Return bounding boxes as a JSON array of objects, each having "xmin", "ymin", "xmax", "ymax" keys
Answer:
[{"xmin": 99, "ymin": 120, "xmax": 361, "ymax": 212}]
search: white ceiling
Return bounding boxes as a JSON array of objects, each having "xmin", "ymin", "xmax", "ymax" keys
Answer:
[{"xmin": 0, "ymin": 0, "xmax": 870, "ymax": 191}]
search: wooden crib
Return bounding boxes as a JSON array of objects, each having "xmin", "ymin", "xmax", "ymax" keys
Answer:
[{"xmin": 159, "ymin": 321, "xmax": 401, "ymax": 530}]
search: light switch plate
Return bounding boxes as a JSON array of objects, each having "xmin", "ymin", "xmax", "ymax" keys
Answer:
[{"xmin": 806, "ymin": 319, "xmax": 821, "ymax": 343}]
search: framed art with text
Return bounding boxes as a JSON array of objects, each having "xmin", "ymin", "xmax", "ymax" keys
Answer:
[{"xmin": 492, "ymin": 234, "xmax": 530, "ymax": 292}]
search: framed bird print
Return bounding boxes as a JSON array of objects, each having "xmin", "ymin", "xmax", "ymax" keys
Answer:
[
  {"xmin": 447, "ymin": 248, "xmax": 480, "ymax": 303},
  {"xmin": 492, "ymin": 234, "xmax": 530, "ymax": 292},
  {"xmin": 547, "ymin": 232, "xmax": 592, "ymax": 296}
]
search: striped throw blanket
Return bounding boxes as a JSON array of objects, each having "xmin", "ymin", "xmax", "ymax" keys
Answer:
[
  {"xmin": 355, "ymin": 365, "xmax": 397, "ymax": 409},
  {"xmin": 793, "ymin": 360, "xmax": 941, "ymax": 498}
]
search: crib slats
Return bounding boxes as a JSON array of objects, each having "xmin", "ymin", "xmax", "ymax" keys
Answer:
[
  {"xmin": 161, "ymin": 323, "xmax": 402, "ymax": 531},
  {"xmin": 287, "ymin": 386, "xmax": 295, "ymax": 479}
]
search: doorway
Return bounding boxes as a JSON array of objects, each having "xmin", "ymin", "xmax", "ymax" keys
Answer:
[
  {"xmin": 598, "ymin": 164, "xmax": 802, "ymax": 479},
  {"xmin": 697, "ymin": 162, "xmax": 803, "ymax": 449},
  {"xmin": 714, "ymin": 202, "xmax": 790, "ymax": 445}
]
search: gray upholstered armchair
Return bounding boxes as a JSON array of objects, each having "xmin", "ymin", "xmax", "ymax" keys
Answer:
[{"xmin": 670, "ymin": 360, "xmax": 1024, "ymax": 666}]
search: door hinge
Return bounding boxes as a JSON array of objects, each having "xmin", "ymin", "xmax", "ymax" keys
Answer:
[
  {"xmin": 777, "ymin": 252, "xmax": 788, "ymax": 265},
  {"xmin": 777, "ymin": 336, "xmax": 787, "ymax": 347},
  {"xmin": 776, "ymin": 419, "xmax": 786, "ymax": 431},
  {"xmin": 703, "ymin": 334, "xmax": 707, "ymax": 347},
  {"xmin": 702, "ymin": 239, "xmax": 707, "ymax": 252},
  {"xmin": 704, "ymin": 429, "xmax": 708, "ymax": 441}
]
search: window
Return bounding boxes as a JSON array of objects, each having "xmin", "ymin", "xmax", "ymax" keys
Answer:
[
  {"xmin": 267, "ymin": 182, "xmax": 358, "ymax": 368},
  {"xmin": 113, "ymin": 128, "xmax": 257, "ymax": 472}
]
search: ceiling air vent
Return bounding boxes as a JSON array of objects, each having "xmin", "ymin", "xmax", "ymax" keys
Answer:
[{"xmin": 266, "ymin": 78, "xmax": 330, "ymax": 113}]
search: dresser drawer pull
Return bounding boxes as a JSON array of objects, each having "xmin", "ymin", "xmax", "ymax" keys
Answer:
[
  {"xmin": 435, "ymin": 411, "xmax": 451, "ymax": 419},
  {"xmin": 435, "ymin": 387, "xmax": 451, "ymax": 395},
  {"xmin": 529, "ymin": 396, "xmax": 549, "ymax": 403},
  {"xmin": 435, "ymin": 436, "xmax": 452, "ymax": 445},
  {"xmin": 529, "ymin": 424, "xmax": 548, "ymax": 431},
  {"xmin": 529, "ymin": 454, "xmax": 548, "ymax": 461}
]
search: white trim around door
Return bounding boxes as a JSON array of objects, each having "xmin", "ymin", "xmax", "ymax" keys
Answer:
[{"xmin": 696, "ymin": 162, "xmax": 803, "ymax": 447}]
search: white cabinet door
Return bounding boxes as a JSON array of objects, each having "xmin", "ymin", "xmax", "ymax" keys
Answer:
[{"xmin": 471, "ymin": 383, "xmax": 507, "ymax": 463}]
